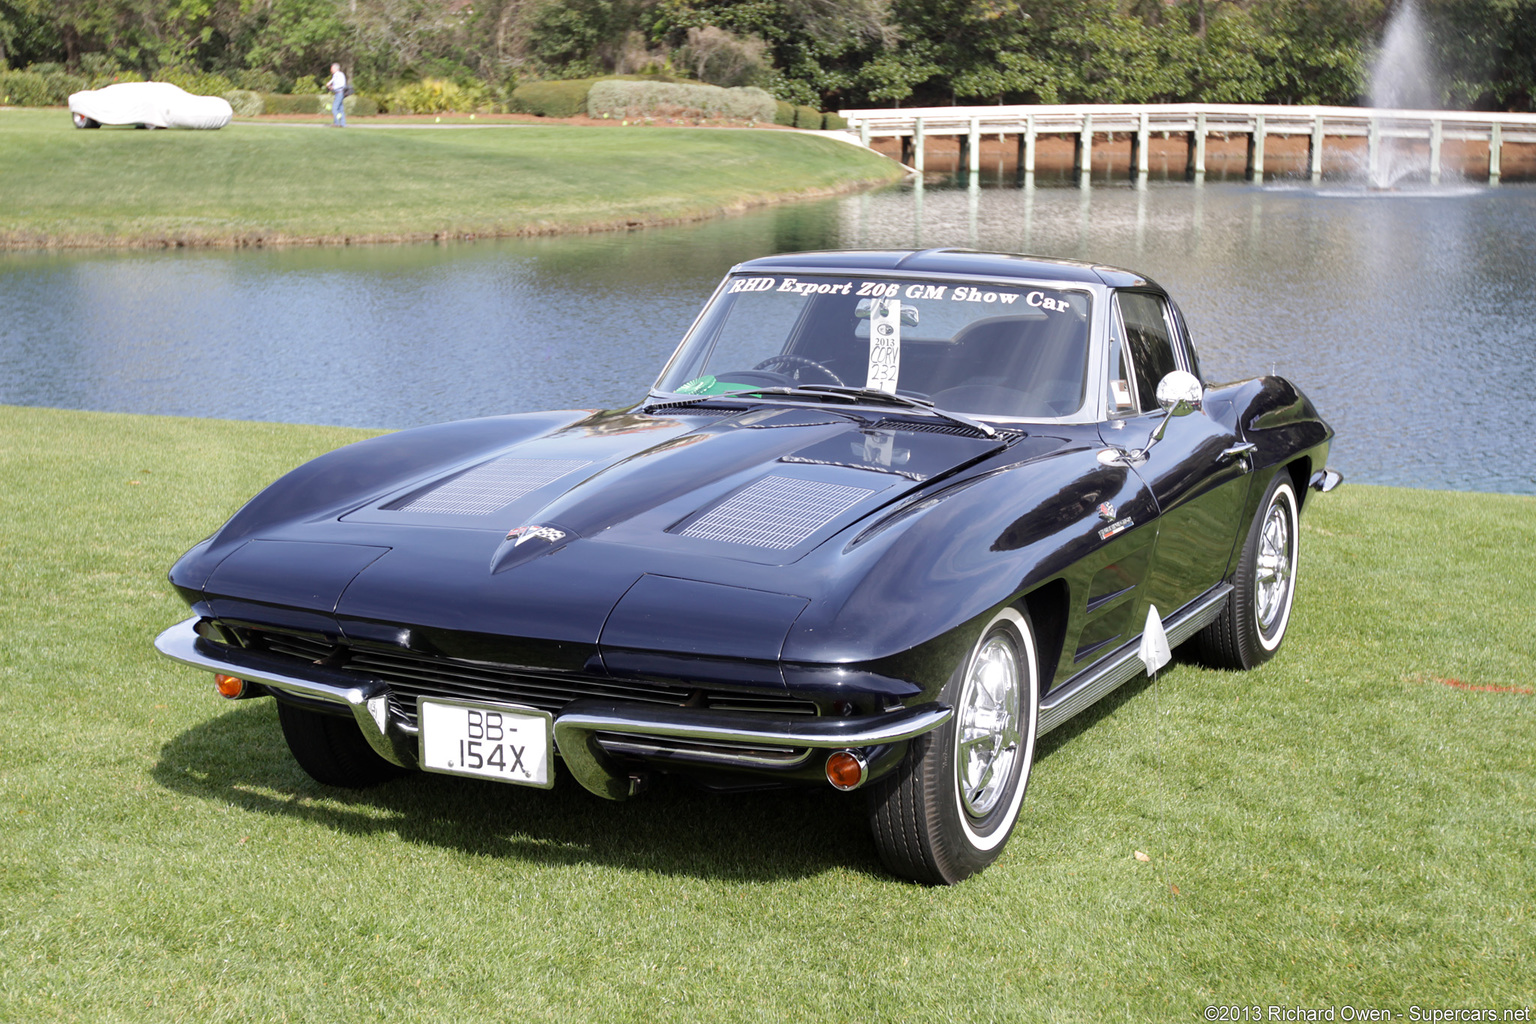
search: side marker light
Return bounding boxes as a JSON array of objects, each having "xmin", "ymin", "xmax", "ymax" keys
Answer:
[
  {"xmin": 214, "ymin": 674, "xmax": 246, "ymax": 699},
  {"xmin": 825, "ymin": 749, "xmax": 868, "ymax": 791}
]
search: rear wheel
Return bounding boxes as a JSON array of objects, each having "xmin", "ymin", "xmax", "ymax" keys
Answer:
[
  {"xmin": 72, "ymin": 112, "xmax": 99, "ymax": 129},
  {"xmin": 276, "ymin": 701, "xmax": 405, "ymax": 788},
  {"xmin": 1195, "ymin": 472, "xmax": 1300, "ymax": 669},
  {"xmin": 868, "ymin": 607, "xmax": 1039, "ymax": 884}
]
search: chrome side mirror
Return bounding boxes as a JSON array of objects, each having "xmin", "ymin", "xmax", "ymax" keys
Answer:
[
  {"xmin": 1155, "ymin": 370, "xmax": 1203, "ymax": 418},
  {"xmin": 1101, "ymin": 370, "xmax": 1205, "ymax": 466},
  {"xmin": 1142, "ymin": 369, "xmax": 1205, "ymax": 451}
]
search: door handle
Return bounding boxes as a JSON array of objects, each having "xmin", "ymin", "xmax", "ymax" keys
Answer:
[{"xmin": 1220, "ymin": 442, "xmax": 1257, "ymax": 466}]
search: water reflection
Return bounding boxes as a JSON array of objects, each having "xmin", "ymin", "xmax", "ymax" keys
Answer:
[{"xmin": 2, "ymin": 179, "xmax": 1534, "ymax": 495}]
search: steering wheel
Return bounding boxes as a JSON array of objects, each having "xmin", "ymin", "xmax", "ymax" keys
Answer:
[{"xmin": 752, "ymin": 354, "xmax": 845, "ymax": 386}]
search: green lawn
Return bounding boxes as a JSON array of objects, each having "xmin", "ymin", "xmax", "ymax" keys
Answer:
[
  {"xmin": 0, "ymin": 108, "xmax": 901, "ymax": 248},
  {"xmin": 1, "ymin": 404, "xmax": 1533, "ymax": 1021}
]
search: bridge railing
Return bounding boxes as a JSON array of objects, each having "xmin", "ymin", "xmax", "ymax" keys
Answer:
[{"xmin": 836, "ymin": 103, "xmax": 1536, "ymax": 184}]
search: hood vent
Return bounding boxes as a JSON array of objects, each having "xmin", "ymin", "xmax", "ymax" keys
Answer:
[
  {"xmin": 389, "ymin": 456, "xmax": 590, "ymax": 516},
  {"xmin": 678, "ymin": 475, "xmax": 874, "ymax": 549},
  {"xmin": 871, "ymin": 418, "xmax": 1022, "ymax": 441}
]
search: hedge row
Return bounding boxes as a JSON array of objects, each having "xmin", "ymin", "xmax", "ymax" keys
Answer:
[
  {"xmin": 0, "ymin": 64, "xmax": 254, "ymax": 107},
  {"xmin": 1, "ymin": 67, "xmax": 87, "ymax": 106},
  {"xmin": 512, "ymin": 75, "xmax": 841, "ymax": 127},
  {"xmin": 770, "ymin": 99, "xmax": 844, "ymax": 130},
  {"xmin": 511, "ymin": 78, "xmax": 597, "ymax": 118},
  {"xmin": 227, "ymin": 92, "xmax": 379, "ymax": 117},
  {"xmin": 586, "ymin": 80, "xmax": 776, "ymax": 122}
]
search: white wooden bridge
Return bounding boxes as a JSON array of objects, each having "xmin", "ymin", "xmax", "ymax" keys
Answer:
[{"xmin": 836, "ymin": 103, "xmax": 1536, "ymax": 184}]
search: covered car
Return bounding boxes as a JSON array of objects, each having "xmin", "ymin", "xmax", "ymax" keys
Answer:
[
  {"xmin": 68, "ymin": 81, "xmax": 233, "ymax": 130},
  {"xmin": 154, "ymin": 248, "xmax": 1340, "ymax": 884}
]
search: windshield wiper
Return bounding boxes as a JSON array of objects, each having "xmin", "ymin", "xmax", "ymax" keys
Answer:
[
  {"xmin": 645, "ymin": 386, "xmax": 997, "ymax": 439},
  {"xmin": 792, "ymin": 385, "xmax": 998, "ymax": 438}
]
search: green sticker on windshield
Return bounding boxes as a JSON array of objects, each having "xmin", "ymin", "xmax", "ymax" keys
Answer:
[{"xmin": 676, "ymin": 376, "xmax": 719, "ymax": 395}]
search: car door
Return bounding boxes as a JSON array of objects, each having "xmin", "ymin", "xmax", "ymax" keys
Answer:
[{"xmin": 1100, "ymin": 290, "xmax": 1252, "ymax": 620}]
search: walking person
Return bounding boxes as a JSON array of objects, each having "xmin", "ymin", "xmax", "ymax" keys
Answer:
[{"xmin": 327, "ymin": 63, "xmax": 347, "ymax": 127}]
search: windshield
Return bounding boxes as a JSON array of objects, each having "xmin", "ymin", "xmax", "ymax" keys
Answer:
[{"xmin": 657, "ymin": 274, "xmax": 1093, "ymax": 419}]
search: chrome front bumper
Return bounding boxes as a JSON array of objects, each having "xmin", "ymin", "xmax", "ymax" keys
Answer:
[{"xmin": 154, "ymin": 617, "xmax": 951, "ymax": 800}]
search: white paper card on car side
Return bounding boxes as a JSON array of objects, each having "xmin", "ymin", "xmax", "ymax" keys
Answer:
[
  {"xmin": 866, "ymin": 298, "xmax": 901, "ymax": 394},
  {"xmin": 1138, "ymin": 604, "xmax": 1172, "ymax": 676}
]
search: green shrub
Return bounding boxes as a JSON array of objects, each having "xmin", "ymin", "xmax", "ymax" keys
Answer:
[
  {"xmin": 156, "ymin": 66, "xmax": 235, "ymax": 98},
  {"xmin": 76, "ymin": 53, "xmax": 140, "ymax": 89},
  {"xmin": 231, "ymin": 69, "xmax": 280, "ymax": 93},
  {"xmin": 383, "ymin": 78, "xmax": 488, "ymax": 114},
  {"xmin": 774, "ymin": 100, "xmax": 795, "ymax": 126},
  {"xmin": 224, "ymin": 90, "xmax": 264, "ymax": 117},
  {"xmin": 249, "ymin": 92, "xmax": 378, "ymax": 117},
  {"xmin": 260, "ymin": 92, "xmax": 323, "ymax": 115},
  {"xmin": 793, "ymin": 104, "xmax": 822, "ymax": 129},
  {"xmin": 823, "ymin": 111, "xmax": 848, "ymax": 130},
  {"xmin": 1, "ymin": 71, "xmax": 50, "ymax": 106},
  {"xmin": 586, "ymin": 80, "xmax": 775, "ymax": 121},
  {"xmin": 511, "ymin": 78, "xmax": 596, "ymax": 117},
  {"xmin": 0, "ymin": 66, "xmax": 87, "ymax": 106}
]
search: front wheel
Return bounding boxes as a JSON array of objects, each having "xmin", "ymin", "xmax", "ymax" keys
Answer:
[
  {"xmin": 276, "ymin": 701, "xmax": 406, "ymax": 788},
  {"xmin": 72, "ymin": 112, "xmax": 99, "ymax": 129},
  {"xmin": 868, "ymin": 606, "xmax": 1040, "ymax": 884},
  {"xmin": 1194, "ymin": 472, "xmax": 1300, "ymax": 669}
]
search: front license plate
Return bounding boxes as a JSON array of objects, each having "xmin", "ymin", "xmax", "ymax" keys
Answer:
[{"xmin": 417, "ymin": 698, "xmax": 554, "ymax": 789}]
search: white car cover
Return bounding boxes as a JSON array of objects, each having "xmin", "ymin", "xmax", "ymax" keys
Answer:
[{"xmin": 68, "ymin": 82, "xmax": 233, "ymax": 130}]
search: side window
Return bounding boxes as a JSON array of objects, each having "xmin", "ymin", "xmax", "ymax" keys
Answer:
[
  {"xmin": 1106, "ymin": 311, "xmax": 1135, "ymax": 415},
  {"xmin": 1168, "ymin": 301, "xmax": 1202, "ymax": 382},
  {"xmin": 1115, "ymin": 292, "xmax": 1179, "ymax": 414}
]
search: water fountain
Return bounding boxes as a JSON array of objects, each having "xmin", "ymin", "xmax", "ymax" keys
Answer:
[{"xmin": 1366, "ymin": 0, "xmax": 1440, "ymax": 188}]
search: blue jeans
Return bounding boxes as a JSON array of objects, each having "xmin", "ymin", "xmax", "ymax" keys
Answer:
[{"xmin": 332, "ymin": 90, "xmax": 346, "ymax": 127}]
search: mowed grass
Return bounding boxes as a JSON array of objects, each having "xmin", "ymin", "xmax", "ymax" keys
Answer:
[
  {"xmin": 1, "ymin": 404, "xmax": 1533, "ymax": 1021},
  {"xmin": 0, "ymin": 108, "xmax": 901, "ymax": 248}
]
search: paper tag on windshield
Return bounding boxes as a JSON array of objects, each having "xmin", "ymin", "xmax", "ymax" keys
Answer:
[{"xmin": 866, "ymin": 299, "xmax": 901, "ymax": 394}]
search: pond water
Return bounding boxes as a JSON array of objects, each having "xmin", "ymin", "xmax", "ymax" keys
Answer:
[{"xmin": 3, "ymin": 178, "xmax": 1535, "ymax": 495}]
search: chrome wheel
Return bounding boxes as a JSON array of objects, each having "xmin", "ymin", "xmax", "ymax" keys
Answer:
[
  {"xmin": 869, "ymin": 606, "xmax": 1039, "ymax": 884},
  {"xmin": 956, "ymin": 633, "xmax": 1022, "ymax": 818},
  {"xmin": 1253, "ymin": 482, "xmax": 1298, "ymax": 651},
  {"xmin": 1193, "ymin": 472, "xmax": 1301, "ymax": 669}
]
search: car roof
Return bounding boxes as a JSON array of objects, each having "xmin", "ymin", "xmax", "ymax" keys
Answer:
[{"xmin": 731, "ymin": 248, "xmax": 1158, "ymax": 290}]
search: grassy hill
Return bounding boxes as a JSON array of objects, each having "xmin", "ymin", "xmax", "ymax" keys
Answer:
[{"xmin": 0, "ymin": 109, "xmax": 901, "ymax": 249}]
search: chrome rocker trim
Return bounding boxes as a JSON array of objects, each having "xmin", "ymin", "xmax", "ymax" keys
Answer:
[
  {"xmin": 1037, "ymin": 582, "xmax": 1233, "ymax": 736},
  {"xmin": 154, "ymin": 617, "xmax": 953, "ymax": 799}
]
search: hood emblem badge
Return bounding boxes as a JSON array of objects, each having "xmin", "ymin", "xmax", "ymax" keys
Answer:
[{"xmin": 505, "ymin": 525, "xmax": 567, "ymax": 546}]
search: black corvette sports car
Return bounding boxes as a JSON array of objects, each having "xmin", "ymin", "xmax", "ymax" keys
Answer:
[{"xmin": 156, "ymin": 248, "xmax": 1339, "ymax": 884}]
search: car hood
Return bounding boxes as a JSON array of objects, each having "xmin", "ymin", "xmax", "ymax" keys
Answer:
[
  {"xmin": 190, "ymin": 405, "xmax": 1019, "ymax": 655},
  {"xmin": 341, "ymin": 406, "xmax": 1003, "ymax": 556}
]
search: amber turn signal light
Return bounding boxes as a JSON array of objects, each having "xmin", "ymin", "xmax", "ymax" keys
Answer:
[
  {"xmin": 214, "ymin": 674, "xmax": 246, "ymax": 699},
  {"xmin": 825, "ymin": 749, "xmax": 868, "ymax": 791}
]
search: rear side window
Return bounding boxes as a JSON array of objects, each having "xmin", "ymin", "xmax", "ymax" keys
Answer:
[{"xmin": 1115, "ymin": 292, "xmax": 1179, "ymax": 413}]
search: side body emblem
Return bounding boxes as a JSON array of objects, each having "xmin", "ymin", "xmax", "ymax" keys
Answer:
[{"xmin": 1098, "ymin": 517, "xmax": 1133, "ymax": 541}]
